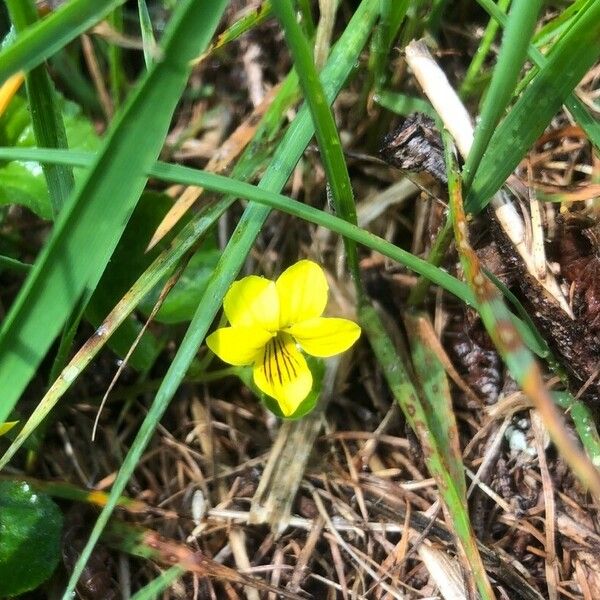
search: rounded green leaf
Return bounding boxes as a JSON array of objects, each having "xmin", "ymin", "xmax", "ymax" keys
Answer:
[{"xmin": 0, "ymin": 480, "xmax": 63, "ymax": 597}]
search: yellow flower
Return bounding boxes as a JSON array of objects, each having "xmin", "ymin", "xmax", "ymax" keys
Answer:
[{"xmin": 206, "ymin": 260, "xmax": 361, "ymax": 416}]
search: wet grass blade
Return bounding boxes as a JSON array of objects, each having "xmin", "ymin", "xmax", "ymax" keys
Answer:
[
  {"xmin": 0, "ymin": 0, "xmax": 228, "ymax": 423},
  {"xmin": 61, "ymin": 3, "xmax": 382, "ymax": 596},
  {"xmin": 0, "ymin": 0, "xmax": 126, "ymax": 83}
]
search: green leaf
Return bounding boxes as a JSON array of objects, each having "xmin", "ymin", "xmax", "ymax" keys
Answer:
[
  {"xmin": 0, "ymin": 480, "xmax": 63, "ymax": 597},
  {"xmin": 0, "ymin": 94, "xmax": 99, "ymax": 218},
  {"xmin": 139, "ymin": 246, "xmax": 221, "ymax": 324},
  {"xmin": 86, "ymin": 191, "xmax": 180, "ymax": 369}
]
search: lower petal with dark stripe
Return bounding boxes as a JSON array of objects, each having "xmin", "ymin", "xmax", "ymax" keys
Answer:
[{"xmin": 253, "ymin": 333, "xmax": 312, "ymax": 416}]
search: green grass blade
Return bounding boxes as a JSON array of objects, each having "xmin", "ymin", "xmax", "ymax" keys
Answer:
[
  {"xmin": 5, "ymin": 0, "xmax": 74, "ymax": 216},
  {"xmin": 0, "ymin": 198, "xmax": 229, "ymax": 470},
  {"xmin": 137, "ymin": 0, "xmax": 156, "ymax": 69},
  {"xmin": 467, "ymin": 0, "xmax": 600, "ymax": 212},
  {"xmin": 460, "ymin": 0, "xmax": 511, "ymax": 99},
  {"xmin": 405, "ymin": 313, "xmax": 467, "ymax": 500},
  {"xmin": 462, "ymin": 0, "xmax": 543, "ymax": 190},
  {"xmin": 0, "ymin": 0, "xmax": 228, "ymax": 423},
  {"xmin": 0, "ymin": 145, "xmax": 476, "ymax": 306},
  {"xmin": 209, "ymin": 1, "xmax": 272, "ymax": 55},
  {"xmin": 553, "ymin": 393, "xmax": 600, "ymax": 468},
  {"xmin": 374, "ymin": 89, "xmax": 436, "ymax": 118},
  {"xmin": 129, "ymin": 567, "xmax": 183, "ymax": 600},
  {"xmin": 446, "ymin": 130, "xmax": 600, "ymax": 500},
  {"xmin": 0, "ymin": 255, "xmax": 31, "ymax": 273},
  {"xmin": 61, "ymin": 2, "xmax": 381, "ymax": 596},
  {"xmin": 361, "ymin": 306, "xmax": 494, "ymax": 600},
  {"xmin": 0, "ymin": 0, "xmax": 126, "ymax": 84},
  {"xmin": 370, "ymin": 0, "xmax": 409, "ymax": 91},
  {"xmin": 273, "ymin": 0, "xmax": 362, "ymax": 296},
  {"xmin": 532, "ymin": 0, "xmax": 588, "ymax": 47},
  {"xmin": 564, "ymin": 95, "xmax": 600, "ymax": 153}
]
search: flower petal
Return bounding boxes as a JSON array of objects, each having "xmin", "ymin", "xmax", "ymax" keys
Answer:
[
  {"xmin": 286, "ymin": 317, "xmax": 361, "ymax": 357},
  {"xmin": 223, "ymin": 275, "xmax": 279, "ymax": 331},
  {"xmin": 276, "ymin": 260, "xmax": 328, "ymax": 328},
  {"xmin": 207, "ymin": 326, "xmax": 274, "ymax": 366},
  {"xmin": 253, "ymin": 334, "xmax": 312, "ymax": 416}
]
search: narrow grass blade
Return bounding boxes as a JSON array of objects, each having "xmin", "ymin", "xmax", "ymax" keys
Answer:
[
  {"xmin": 129, "ymin": 567, "xmax": 183, "ymax": 600},
  {"xmin": 374, "ymin": 89, "xmax": 436, "ymax": 118},
  {"xmin": 462, "ymin": 0, "xmax": 543, "ymax": 190},
  {"xmin": 0, "ymin": 0, "xmax": 126, "ymax": 83},
  {"xmin": 476, "ymin": 0, "xmax": 600, "ymax": 155},
  {"xmin": 553, "ymin": 393, "xmax": 600, "ymax": 468},
  {"xmin": 405, "ymin": 313, "xmax": 467, "ymax": 499},
  {"xmin": 467, "ymin": 0, "xmax": 600, "ymax": 212},
  {"xmin": 404, "ymin": 312, "xmax": 496, "ymax": 599},
  {"xmin": 5, "ymin": 0, "xmax": 74, "ymax": 216},
  {"xmin": 370, "ymin": 0, "xmax": 409, "ymax": 91},
  {"xmin": 206, "ymin": 1, "xmax": 272, "ymax": 57},
  {"xmin": 446, "ymin": 131, "xmax": 600, "ymax": 499},
  {"xmin": 0, "ymin": 198, "xmax": 229, "ymax": 470},
  {"xmin": 0, "ymin": 146, "xmax": 476, "ymax": 306},
  {"xmin": 273, "ymin": 0, "xmax": 362, "ymax": 295},
  {"xmin": 61, "ymin": 3, "xmax": 381, "ymax": 596},
  {"xmin": 564, "ymin": 96, "xmax": 600, "ymax": 154},
  {"xmin": 532, "ymin": 0, "xmax": 589, "ymax": 47},
  {"xmin": 137, "ymin": 0, "xmax": 156, "ymax": 69},
  {"xmin": 361, "ymin": 305, "xmax": 494, "ymax": 600},
  {"xmin": 0, "ymin": 255, "xmax": 30, "ymax": 273},
  {"xmin": 0, "ymin": 0, "xmax": 228, "ymax": 423},
  {"xmin": 460, "ymin": 0, "xmax": 510, "ymax": 99}
]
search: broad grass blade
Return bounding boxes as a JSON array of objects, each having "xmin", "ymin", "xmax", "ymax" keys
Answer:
[{"xmin": 0, "ymin": 0, "xmax": 228, "ymax": 422}]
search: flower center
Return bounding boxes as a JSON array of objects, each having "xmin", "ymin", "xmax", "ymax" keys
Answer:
[{"xmin": 261, "ymin": 333, "xmax": 300, "ymax": 386}]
